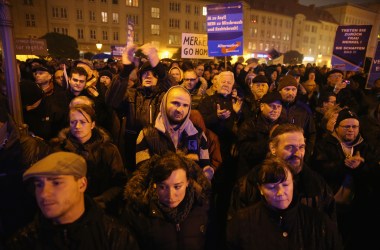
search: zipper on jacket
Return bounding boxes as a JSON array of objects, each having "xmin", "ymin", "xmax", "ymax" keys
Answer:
[{"xmin": 176, "ymin": 223, "xmax": 181, "ymax": 232}]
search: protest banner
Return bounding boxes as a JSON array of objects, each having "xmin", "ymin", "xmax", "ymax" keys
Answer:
[
  {"xmin": 181, "ymin": 33, "xmax": 213, "ymax": 59},
  {"xmin": 207, "ymin": 2, "xmax": 243, "ymax": 57}
]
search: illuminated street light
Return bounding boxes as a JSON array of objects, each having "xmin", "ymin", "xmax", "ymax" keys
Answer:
[{"xmin": 96, "ymin": 41, "xmax": 102, "ymax": 51}]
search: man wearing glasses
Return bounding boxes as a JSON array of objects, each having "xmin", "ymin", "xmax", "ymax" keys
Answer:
[
  {"xmin": 311, "ymin": 107, "xmax": 380, "ymax": 249},
  {"xmin": 182, "ymin": 69, "xmax": 207, "ymax": 109}
]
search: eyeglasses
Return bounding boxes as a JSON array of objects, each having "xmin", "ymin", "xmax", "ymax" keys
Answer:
[
  {"xmin": 184, "ymin": 78, "xmax": 197, "ymax": 81},
  {"xmin": 339, "ymin": 125, "xmax": 359, "ymax": 130}
]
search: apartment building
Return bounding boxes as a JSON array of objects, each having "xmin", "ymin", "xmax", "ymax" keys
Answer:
[{"xmin": 11, "ymin": 0, "xmax": 375, "ymax": 67}]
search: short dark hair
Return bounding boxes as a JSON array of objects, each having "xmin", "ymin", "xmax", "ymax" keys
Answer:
[
  {"xmin": 150, "ymin": 152, "xmax": 189, "ymax": 183},
  {"xmin": 70, "ymin": 66, "xmax": 88, "ymax": 79},
  {"xmin": 257, "ymin": 157, "xmax": 294, "ymax": 185}
]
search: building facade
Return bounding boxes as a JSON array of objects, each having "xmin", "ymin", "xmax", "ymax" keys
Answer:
[{"xmin": 7, "ymin": 0, "xmax": 377, "ymax": 67}]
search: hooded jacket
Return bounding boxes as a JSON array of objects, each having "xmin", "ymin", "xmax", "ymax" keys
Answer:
[
  {"xmin": 123, "ymin": 155, "xmax": 212, "ymax": 250},
  {"xmin": 135, "ymin": 86, "xmax": 210, "ymax": 169}
]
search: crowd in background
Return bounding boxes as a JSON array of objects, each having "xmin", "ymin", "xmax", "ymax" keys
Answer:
[{"xmin": 0, "ymin": 45, "xmax": 379, "ymax": 249}]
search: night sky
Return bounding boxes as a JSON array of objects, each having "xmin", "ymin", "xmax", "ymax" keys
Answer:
[{"xmin": 298, "ymin": 0, "xmax": 371, "ymax": 7}]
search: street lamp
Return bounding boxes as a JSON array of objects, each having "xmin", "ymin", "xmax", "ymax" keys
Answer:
[{"xmin": 96, "ymin": 41, "xmax": 102, "ymax": 51}]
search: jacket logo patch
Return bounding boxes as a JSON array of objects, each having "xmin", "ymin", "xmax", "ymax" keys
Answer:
[{"xmin": 188, "ymin": 140, "xmax": 198, "ymax": 151}]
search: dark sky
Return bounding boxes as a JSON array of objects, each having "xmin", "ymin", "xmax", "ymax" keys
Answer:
[{"xmin": 299, "ymin": 0, "xmax": 370, "ymax": 7}]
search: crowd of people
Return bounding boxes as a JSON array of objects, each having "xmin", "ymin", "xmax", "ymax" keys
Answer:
[{"xmin": 0, "ymin": 43, "xmax": 379, "ymax": 249}]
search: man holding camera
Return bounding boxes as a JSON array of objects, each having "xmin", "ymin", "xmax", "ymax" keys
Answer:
[
  {"xmin": 106, "ymin": 43, "xmax": 177, "ymax": 171},
  {"xmin": 321, "ymin": 69, "xmax": 361, "ymax": 115}
]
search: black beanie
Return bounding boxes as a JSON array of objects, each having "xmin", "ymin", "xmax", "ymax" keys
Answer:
[
  {"xmin": 99, "ymin": 70, "xmax": 113, "ymax": 79},
  {"xmin": 334, "ymin": 108, "xmax": 358, "ymax": 129}
]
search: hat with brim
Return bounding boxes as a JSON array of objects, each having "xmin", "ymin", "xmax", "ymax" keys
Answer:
[{"xmin": 23, "ymin": 152, "xmax": 87, "ymax": 181}]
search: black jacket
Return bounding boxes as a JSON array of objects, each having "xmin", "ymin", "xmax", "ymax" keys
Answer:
[
  {"xmin": 123, "ymin": 156, "xmax": 213, "ymax": 250},
  {"xmin": 229, "ymin": 163, "xmax": 336, "ymax": 223},
  {"xmin": 7, "ymin": 196, "xmax": 139, "ymax": 250},
  {"xmin": 227, "ymin": 199, "xmax": 343, "ymax": 250}
]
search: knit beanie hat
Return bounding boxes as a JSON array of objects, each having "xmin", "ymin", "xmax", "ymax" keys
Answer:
[
  {"xmin": 99, "ymin": 70, "xmax": 113, "ymax": 79},
  {"xmin": 277, "ymin": 75, "xmax": 298, "ymax": 91},
  {"xmin": 334, "ymin": 108, "xmax": 358, "ymax": 129}
]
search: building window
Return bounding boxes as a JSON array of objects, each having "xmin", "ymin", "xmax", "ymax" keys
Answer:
[
  {"xmin": 112, "ymin": 13, "xmax": 119, "ymax": 23},
  {"xmin": 101, "ymin": 12, "xmax": 108, "ymax": 22},
  {"xmin": 113, "ymin": 0, "xmax": 118, "ymax": 3},
  {"xmin": 101, "ymin": 0, "xmax": 107, "ymax": 2},
  {"xmin": 261, "ymin": 16, "xmax": 266, "ymax": 24},
  {"xmin": 151, "ymin": 24, "xmax": 160, "ymax": 35},
  {"xmin": 185, "ymin": 20, "xmax": 190, "ymax": 30},
  {"xmin": 194, "ymin": 21, "xmax": 199, "ymax": 30},
  {"xmin": 25, "ymin": 14, "xmax": 35, "ymax": 27},
  {"xmin": 311, "ymin": 26, "xmax": 317, "ymax": 32},
  {"xmin": 169, "ymin": 2, "xmax": 180, "ymax": 12},
  {"xmin": 126, "ymin": 0, "xmax": 138, "ymax": 7},
  {"xmin": 60, "ymin": 8, "xmax": 67, "ymax": 18},
  {"xmin": 185, "ymin": 4, "xmax": 190, "ymax": 13},
  {"xmin": 202, "ymin": 7, "xmax": 207, "ymax": 16},
  {"xmin": 126, "ymin": 14, "xmax": 138, "ymax": 25},
  {"xmin": 268, "ymin": 17, "xmax": 271, "ymax": 25},
  {"xmin": 310, "ymin": 37, "xmax": 316, "ymax": 44},
  {"xmin": 113, "ymin": 31, "xmax": 119, "ymax": 41},
  {"xmin": 279, "ymin": 19, "xmax": 283, "ymax": 27},
  {"xmin": 169, "ymin": 19, "xmax": 180, "ymax": 29},
  {"xmin": 152, "ymin": 7, "xmax": 160, "ymax": 18},
  {"xmin": 194, "ymin": 6, "xmax": 199, "ymax": 15},
  {"xmin": 77, "ymin": 10, "xmax": 83, "ymax": 20},
  {"xmin": 169, "ymin": 34, "xmax": 180, "ymax": 45},
  {"xmin": 77, "ymin": 28, "xmax": 84, "ymax": 39},
  {"xmin": 52, "ymin": 8, "xmax": 59, "ymax": 18},
  {"xmin": 103, "ymin": 31, "xmax": 108, "ymax": 40},
  {"xmin": 89, "ymin": 11, "xmax": 96, "ymax": 21},
  {"xmin": 90, "ymin": 29, "xmax": 96, "ymax": 39},
  {"xmin": 23, "ymin": 0, "xmax": 33, "ymax": 5},
  {"xmin": 303, "ymin": 37, "xmax": 309, "ymax": 43}
]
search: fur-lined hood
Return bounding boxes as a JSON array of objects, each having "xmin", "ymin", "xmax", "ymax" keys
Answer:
[{"xmin": 124, "ymin": 154, "xmax": 211, "ymax": 211}]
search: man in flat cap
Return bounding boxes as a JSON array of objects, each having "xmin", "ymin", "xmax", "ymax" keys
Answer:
[
  {"xmin": 311, "ymin": 108, "xmax": 380, "ymax": 249},
  {"xmin": 7, "ymin": 152, "xmax": 138, "ymax": 250}
]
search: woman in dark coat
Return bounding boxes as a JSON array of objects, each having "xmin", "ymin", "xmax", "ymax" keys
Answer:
[
  {"xmin": 227, "ymin": 157, "xmax": 343, "ymax": 250},
  {"xmin": 51, "ymin": 104, "xmax": 127, "ymax": 217},
  {"xmin": 122, "ymin": 152, "xmax": 213, "ymax": 250}
]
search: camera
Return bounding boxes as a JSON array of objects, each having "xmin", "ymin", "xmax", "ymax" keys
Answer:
[
  {"xmin": 133, "ymin": 49, "xmax": 148, "ymax": 59},
  {"xmin": 344, "ymin": 80, "xmax": 350, "ymax": 85}
]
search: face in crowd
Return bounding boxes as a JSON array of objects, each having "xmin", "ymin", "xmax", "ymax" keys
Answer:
[
  {"xmin": 141, "ymin": 71, "xmax": 158, "ymax": 87},
  {"xmin": 250, "ymin": 82, "xmax": 268, "ymax": 100},
  {"xmin": 335, "ymin": 118, "xmax": 360, "ymax": 143},
  {"xmin": 217, "ymin": 71, "xmax": 234, "ymax": 96},
  {"xmin": 34, "ymin": 175, "xmax": 87, "ymax": 224},
  {"xmin": 156, "ymin": 168, "xmax": 189, "ymax": 208},
  {"xmin": 279, "ymin": 85, "xmax": 297, "ymax": 103},
  {"xmin": 195, "ymin": 64, "xmax": 205, "ymax": 78},
  {"xmin": 69, "ymin": 106, "xmax": 95, "ymax": 144},
  {"xmin": 69, "ymin": 73, "xmax": 87, "ymax": 95},
  {"xmin": 182, "ymin": 70, "xmax": 199, "ymax": 91},
  {"xmin": 166, "ymin": 87, "xmax": 191, "ymax": 126},
  {"xmin": 169, "ymin": 68, "xmax": 182, "ymax": 83},
  {"xmin": 34, "ymin": 70, "xmax": 52, "ymax": 86},
  {"xmin": 269, "ymin": 131, "xmax": 305, "ymax": 174},
  {"xmin": 260, "ymin": 101, "xmax": 282, "ymax": 122}
]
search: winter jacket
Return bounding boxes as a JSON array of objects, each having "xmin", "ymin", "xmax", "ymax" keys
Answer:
[
  {"xmin": 229, "ymin": 163, "xmax": 336, "ymax": 223},
  {"xmin": 51, "ymin": 127, "xmax": 127, "ymax": 215},
  {"xmin": 236, "ymin": 113, "xmax": 286, "ymax": 178},
  {"xmin": 135, "ymin": 86, "xmax": 211, "ymax": 169},
  {"xmin": 227, "ymin": 199, "xmax": 343, "ymax": 250},
  {"xmin": 7, "ymin": 196, "xmax": 139, "ymax": 250},
  {"xmin": 123, "ymin": 155, "xmax": 212, "ymax": 250}
]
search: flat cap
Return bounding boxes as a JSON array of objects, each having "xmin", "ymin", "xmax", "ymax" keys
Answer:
[
  {"xmin": 252, "ymin": 75, "xmax": 269, "ymax": 84},
  {"xmin": 23, "ymin": 152, "xmax": 87, "ymax": 181}
]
